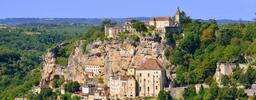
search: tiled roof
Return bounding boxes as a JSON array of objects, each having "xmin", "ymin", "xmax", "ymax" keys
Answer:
[
  {"xmin": 120, "ymin": 75, "xmax": 129, "ymax": 81},
  {"xmin": 150, "ymin": 16, "xmax": 171, "ymax": 21},
  {"xmin": 138, "ymin": 59, "xmax": 162, "ymax": 70},
  {"xmin": 120, "ymin": 75, "xmax": 134, "ymax": 81}
]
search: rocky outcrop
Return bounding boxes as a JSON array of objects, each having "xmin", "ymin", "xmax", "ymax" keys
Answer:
[
  {"xmin": 41, "ymin": 37, "xmax": 167, "ymax": 87},
  {"xmin": 40, "ymin": 50, "xmax": 57, "ymax": 86},
  {"xmin": 64, "ymin": 41, "xmax": 87, "ymax": 83},
  {"xmin": 40, "ymin": 41, "xmax": 87, "ymax": 86}
]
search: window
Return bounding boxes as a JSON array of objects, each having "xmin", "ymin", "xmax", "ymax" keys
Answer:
[
  {"xmin": 148, "ymin": 73, "xmax": 150, "ymax": 77},
  {"xmin": 148, "ymin": 87, "xmax": 150, "ymax": 91},
  {"xmin": 156, "ymin": 86, "xmax": 158, "ymax": 90},
  {"xmin": 144, "ymin": 79, "xmax": 146, "ymax": 82},
  {"xmin": 139, "ymin": 87, "xmax": 141, "ymax": 91},
  {"xmin": 140, "ymin": 73, "xmax": 142, "ymax": 77}
]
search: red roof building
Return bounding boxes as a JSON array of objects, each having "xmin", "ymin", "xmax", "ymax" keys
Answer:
[{"xmin": 138, "ymin": 59, "xmax": 162, "ymax": 70}]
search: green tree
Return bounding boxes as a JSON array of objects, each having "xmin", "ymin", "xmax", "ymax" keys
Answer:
[
  {"xmin": 221, "ymin": 75, "xmax": 230, "ymax": 86},
  {"xmin": 100, "ymin": 19, "xmax": 113, "ymax": 31},
  {"xmin": 64, "ymin": 81, "xmax": 80, "ymax": 93},
  {"xmin": 52, "ymin": 75, "xmax": 64, "ymax": 88},
  {"xmin": 157, "ymin": 90, "xmax": 170, "ymax": 100},
  {"xmin": 217, "ymin": 29, "xmax": 233, "ymax": 45},
  {"xmin": 200, "ymin": 28, "xmax": 215, "ymax": 45},
  {"xmin": 203, "ymin": 83, "xmax": 219, "ymax": 99},
  {"xmin": 183, "ymin": 85, "xmax": 197, "ymax": 99},
  {"xmin": 38, "ymin": 88, "xmax": 56, "ymax": 100},
  {"xmin": 131, "ymin": 20, "xmax": 147, "ymax": 32},
  {"xmin": 180, "ymin": 11, "xmax": 192, "ymax": 24},
  {"xmin": 180, "ymin": 32, "xmax": 200, "ymax": 54}
]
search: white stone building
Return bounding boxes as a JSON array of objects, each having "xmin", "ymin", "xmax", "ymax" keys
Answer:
[{"xmin": 84, "ymin": 64, "xmax": 104, "ymax": 76}]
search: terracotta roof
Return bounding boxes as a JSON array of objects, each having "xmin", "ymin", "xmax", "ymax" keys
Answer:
[
  {"xmin": 138, "ymin": 59, "xmax": 162, "ymax": 70},
  {"xmin": 150, "ymin": 16, "xmax": 171, "ymax": 21},
  {"xmin": 120, "ymin": 75, "xmax": 134, "ymax": 81},
  {"xmin": 120, "ymin": 75, "xmax": 129, "ymax": 81}
]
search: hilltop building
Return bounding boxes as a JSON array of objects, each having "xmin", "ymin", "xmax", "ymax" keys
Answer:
[
  {"xmin": 105, "ymin": 21, "xmax": 136, "ymax": 38},
  {"xmin": 105, "ymin": 7, "xmax": 182, "ymax": 38},
  {"xmin": 149, "ymin": 16, "xmax": 173, "ymax": 32}
]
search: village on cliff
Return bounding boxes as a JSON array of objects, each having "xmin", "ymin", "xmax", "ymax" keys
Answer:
[{"xmin": 30, "ymin": 7, "xmax": 256, "ymax": 100}]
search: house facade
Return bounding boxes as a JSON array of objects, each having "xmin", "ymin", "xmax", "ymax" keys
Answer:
[
  {"xmin": 120, "ymin": 75, "xmax": 136, "ymax": 99},
  {"xmin": 84, "ymin": 64, "xmax": 104, "ymax": 76},
  {"xmin": 136, "ymin": 59, "xmax": 164, "ymax": 97},
  {"xmin": 108, "ymin": 75, "xmax": 136, "ymax": 99},
  {"xmin": 149, "ymin": 16, "xmax": 173, "ymax": 32},
  {"xmin": 105, "ymin": 21, "xmax": 136, "ymax": 38}
]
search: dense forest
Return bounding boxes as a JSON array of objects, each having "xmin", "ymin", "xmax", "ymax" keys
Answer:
[
  {"xmin": 164, "ymin": 15, "xmax": 256, "ymax": 99},
  {"xmin": 0, "ymin": 24, "xmax": 89, "ymax": 99}
]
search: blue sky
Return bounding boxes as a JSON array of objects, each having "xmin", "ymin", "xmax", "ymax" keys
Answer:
[{"xmin": 0, "ymin": 0, "xmax": 256, "ymax": 20}]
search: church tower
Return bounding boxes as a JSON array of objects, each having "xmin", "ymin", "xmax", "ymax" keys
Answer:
[{"xmin": 175, "ymin": 7, "xmax": 181, "ymax": 24}]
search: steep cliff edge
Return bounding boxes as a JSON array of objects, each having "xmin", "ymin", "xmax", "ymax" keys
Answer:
[
  {"xmin": 40, "ymin": 41, "xmax": 87, "ymax": 86},
  {"xmin": 40, "ymin": 38, "xmax": 168, "ymax": 87}
]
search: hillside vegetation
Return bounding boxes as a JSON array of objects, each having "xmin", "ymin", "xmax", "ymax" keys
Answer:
[
  {"xmin": 0, "ymin": 24, "xmax": 89, "ymax": 99},
  {"xmin": 166, "ymin": 18, "xmax": 256, "ymax": 99}
]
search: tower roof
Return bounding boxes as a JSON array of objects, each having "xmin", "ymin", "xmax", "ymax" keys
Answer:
[
  {"xmin": 138, "ymin": 59, "xmax": 162, "ymax": 70},
  {"xmin": 176, "ymin": 6, "xmax": 181, "ymax": 15}
]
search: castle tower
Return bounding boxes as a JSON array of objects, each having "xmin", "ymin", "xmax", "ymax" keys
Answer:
[{"xmin": 175, "ymin": 7, "xmax": 181, "ymax": 24}]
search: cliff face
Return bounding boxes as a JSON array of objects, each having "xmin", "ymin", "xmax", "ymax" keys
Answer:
[
  {"xmin": 84, "ymin": 38, "xmax": 166, "ymax": 77},
  {"xmin": 40, "ymin": 38, "xmax": 167, "ymax": 86},
  {"xmin": 40, "ymin": 50, "xmax": 56, "ymax": 86},
  {"xmin": 40, "ymin": 41, "xmax": 87, "ymax": 86},
  {"xmin": 64, "ymin": 41, "xmax": 87, "ymax": 83}
]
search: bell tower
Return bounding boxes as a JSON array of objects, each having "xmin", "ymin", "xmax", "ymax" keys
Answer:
[{"xmin": 175, "ymin": 7, "xmax": 181, "ymax": 24}]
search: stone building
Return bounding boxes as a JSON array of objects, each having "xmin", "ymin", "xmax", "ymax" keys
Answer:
[
  {"xmin": 105, "ymin": 7, "xmax": 182, "ymax": 38},
  {"xmin": 108, "ymin": 76, "xmax": 122, "ymax": 98},
  {"xmin": 149, "ymin": 16, "xmax": 173, "ymax": 32},
  {"xmin": 83, "ymin": 64, "xmax": 104, "ymax": 76},
  {"xmin": 149, "ymin": 7, "xmax": 181, "ymax": 33},
  {"xmin": 105, "ymin": 21, "xmax": 136, "ymax": 38},
  {"xmin": 120, "ymin": 75, "xmax": 136, "ymax": 99},
  {"xmin": 105, "ymin": 24, "xmax": 124, "ymax": 38},
  {"xmin": 108, "ymin": 75, "xmax": 136, "ymax": 99},
  {"xmin": 136, "ymin": 59, "xmax": 164, "ymax": 97}
]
